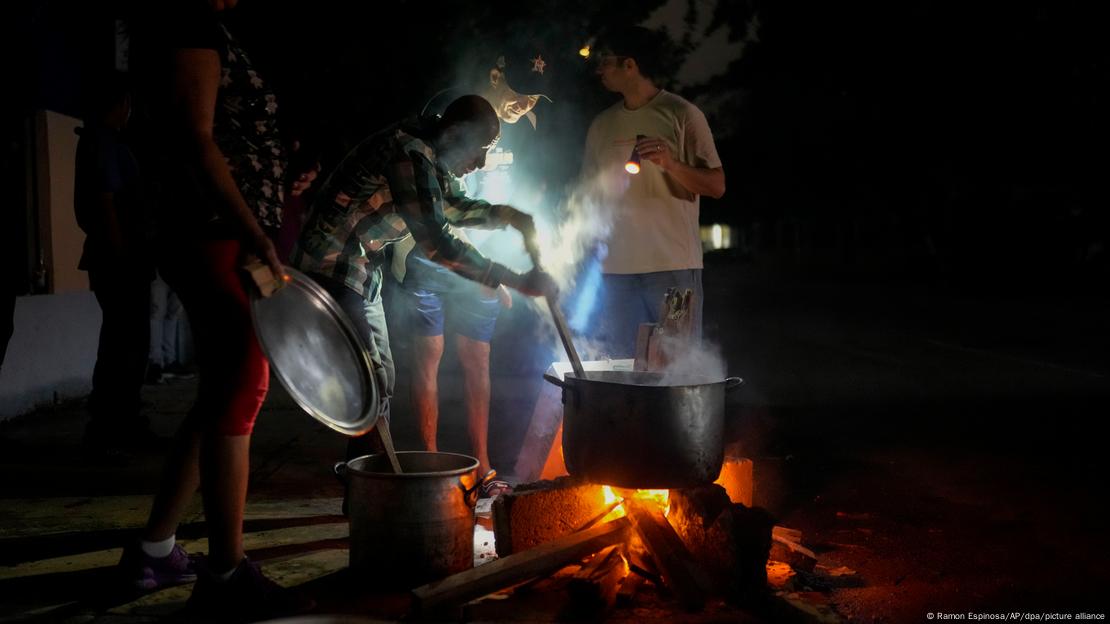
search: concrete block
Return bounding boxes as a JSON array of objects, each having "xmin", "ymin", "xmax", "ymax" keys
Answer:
[{"xmin": 492, "ymin": 477, "xmax": 608, "ymax": 557}]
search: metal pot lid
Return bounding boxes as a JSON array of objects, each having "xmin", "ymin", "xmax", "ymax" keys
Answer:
[{"xmin": 250, "ymin": 267, "xmax": 380, "ymax": 436}]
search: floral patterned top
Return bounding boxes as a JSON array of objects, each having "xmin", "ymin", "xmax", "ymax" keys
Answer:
[
  {"xmin": 212, "ymin": 23, "xmax": 286, "ymax": 231},
  {"xmin": 133, "ymin": 7, "xmax": 287, "ymax": 235}
]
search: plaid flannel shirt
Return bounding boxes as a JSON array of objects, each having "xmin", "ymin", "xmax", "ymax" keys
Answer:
[{"xmin": 292, "ymin": 119, "xmax": 510, "ymax": 298}]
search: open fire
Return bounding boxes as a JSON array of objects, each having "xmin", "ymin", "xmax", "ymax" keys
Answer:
[
  {"xmin": 415, "ymin": 462, "xmax": 771, "ymax": 618},
  {"xmin": 600, "ymin": 485, "xmax": 671, "ymax": 521}
]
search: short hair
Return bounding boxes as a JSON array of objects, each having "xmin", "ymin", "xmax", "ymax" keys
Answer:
[
  {"xmin": 597, "ymin": 26, "xmax": 676, "ymax": 84},
  {"xmin": 439, "ymin": 95, "xmax": 500, "ymax": 146}
]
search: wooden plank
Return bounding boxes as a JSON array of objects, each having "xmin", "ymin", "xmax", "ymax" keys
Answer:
[
  {"xmin": 634, "ymin": 323, "xmax": 655, "ymax": 371},
  {"xmin": 567, "ymin": 545, "xmax": 627, "ymax": 615},
  {"xmin": 772, "ymin": 526, "xmax": 804, "ymax": 543},
  {"xmin": 624, "ymin": 499, "xmax": 708, "ymax": 611},
  {"xmin": 412, "ymin": 517, "xmax": 630, "ymax": 613},
  {"xmin": 616, "ymin": 570, "xmax": 647, "ymax": 606},
  {"xmin": 771, "ymin": 534, "xmax": 818, "ymax": 572}
]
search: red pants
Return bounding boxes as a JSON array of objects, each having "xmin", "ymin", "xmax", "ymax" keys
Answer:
[{"xmin": 161, "ymin": 238, "xmax": 268, "ymax": 435}]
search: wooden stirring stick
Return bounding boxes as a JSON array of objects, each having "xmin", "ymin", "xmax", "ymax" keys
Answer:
[
  {"xmin": 375, "ymin": 414, "xmax": 403, "ymax": 474},
  {"xmin": 525, "ymin": 238, "xmax": 585, "ymax": 380}
]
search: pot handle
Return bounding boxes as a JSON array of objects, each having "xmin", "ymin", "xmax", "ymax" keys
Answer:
[
  {"xmin": 543, "ymin": 373, "xmax": 569, "ymax": 389},
  {"xmin": 333, "ymin": 461, "xmax": 349, "ymax": 485},
  {"xmin": 460, "ymin": 469, "xmax": 498, "ymax": 508},
  {"xmin": 725, "ymin": 377, "xmax": 744, "ymax": 391}
]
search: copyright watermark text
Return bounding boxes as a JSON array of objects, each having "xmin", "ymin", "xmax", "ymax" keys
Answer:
[{"xmin": 926, "ymin": 614, "xmax": 1105, "ymax": 621}]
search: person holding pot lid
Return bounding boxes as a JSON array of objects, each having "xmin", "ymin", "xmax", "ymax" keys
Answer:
[
  {"xmin": 118, "ymin": 0, "xmax": 317, "ymax": 619},
  {"xmin": 291, "ymin": 95, "xmax": 558, "ymax": 482}
]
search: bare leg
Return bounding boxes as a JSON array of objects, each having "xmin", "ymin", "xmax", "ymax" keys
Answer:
[
  {"xmin": 456, "ymin": 335, "xmax": 492, "ymax": 475},
  {"xmin": 411, "ymin": 335, "xmax": 444, "ymax": 452},
  {"xmin": 199, "ymin": 433, "xmax": 251, "ymax": 572},
  {"xmin": 143, "ymin": 424, "xmax": 201, "ymax": 541}
]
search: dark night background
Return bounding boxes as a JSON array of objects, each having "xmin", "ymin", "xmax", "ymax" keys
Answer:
[
  {"xmin": 2, "ymin": 0, "xmax": 1109, "ymax": 620},
  {"xmin": 7, "ymin": 0, "xmax": 1109, "ymax": 291}
]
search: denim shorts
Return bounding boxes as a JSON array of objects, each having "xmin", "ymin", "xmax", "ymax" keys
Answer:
[{"xmin": 400, "ymin": 254, "xmax": 501, "ymax": 343}]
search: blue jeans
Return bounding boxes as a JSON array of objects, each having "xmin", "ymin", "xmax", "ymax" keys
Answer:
[{"xmin": 596, "ymin": 269, "xmax": 703, "ymax": 358}]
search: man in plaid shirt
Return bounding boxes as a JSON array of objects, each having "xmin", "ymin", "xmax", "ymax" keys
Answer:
[{"xmin": 292, "ymin": 95, "xmax": 554, "ymax": 456}]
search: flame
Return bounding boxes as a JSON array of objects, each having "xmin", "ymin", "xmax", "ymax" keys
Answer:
[{"xmin": 601, "ymin": 485, "xmax": 671, "ymax": 520}]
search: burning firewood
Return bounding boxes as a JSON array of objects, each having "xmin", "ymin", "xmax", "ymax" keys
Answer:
[
  {"xmin": 623, "ymin": 498, "xmax": 711, "ymax": 611},
  {"xmin": 411, "ymin": 517, "xmax": 631, "ymax": 613},
  {"xmin": 565, "ymin": 545, "xmax": 627, "ymax": 616},
  {"xmin": 668, "ymin": 484, "xmax": 775, "ymax": 605},
  {"xmin": 616, "ymin": 570, "xmax": 647, "ymax": 606}
]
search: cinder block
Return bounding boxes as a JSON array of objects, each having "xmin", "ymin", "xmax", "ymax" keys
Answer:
[{"xmin": 492, "ymin": 477, "xmax": 609, "ymax": 557}]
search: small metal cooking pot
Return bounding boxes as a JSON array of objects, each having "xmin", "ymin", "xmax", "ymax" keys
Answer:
[
  {"xmin": 334, "ymin": 451, "xmax": 494, "ymax": 587},
  {"xmin": 544, "ymin": 371, "xmax": 743, "ymax": 489}
]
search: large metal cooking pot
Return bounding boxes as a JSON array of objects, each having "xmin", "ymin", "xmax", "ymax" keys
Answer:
[
  {"xmin": 544, "ymin": 371, "xmax": 743, "ymax": 489},
  {"xmin": 334, "ymin": 452, "xmax": 488, "ymax": 588}
]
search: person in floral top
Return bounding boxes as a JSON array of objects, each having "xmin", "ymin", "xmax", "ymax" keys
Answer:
[{"xmin": 119, "ymin": 1, "xmax": 314, "ymax": 619}]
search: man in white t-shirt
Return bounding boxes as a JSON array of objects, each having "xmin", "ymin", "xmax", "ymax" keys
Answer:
[{"xmin": 583, "ymin": 26, "xmax": 726, "ymax": 356}]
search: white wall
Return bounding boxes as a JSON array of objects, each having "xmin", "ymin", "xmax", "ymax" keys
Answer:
[
  {"xmin": 0, "ymin": 292, "xmax": 100, "ymax": 420},
  {"xmin": 0, "ymin": 109, "xmax": 98, "ymax": 422}
]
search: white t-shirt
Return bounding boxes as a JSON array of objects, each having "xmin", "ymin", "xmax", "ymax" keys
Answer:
[{"xmin": 583, "ymin": 90, "xmax": 722, "ymax": 275}]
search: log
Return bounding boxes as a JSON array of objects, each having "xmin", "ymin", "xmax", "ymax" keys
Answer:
[
  {"xmin": 667, "ymin": 484, "xmax": 738, "ymax": 596},
  {"xmin": 668, "ymin": 484, "xmax": 774, "ymax": 603},
  {"xmin": 566, "ymin": 545, "xmax": 627, "ymax": 616},
  {"xmin": 773, "ymin": 526, "xmax": 804, "ymax": 543},
  {"xmin": 731, "ymin": 504, "xmax": 776, "ymax": 604},
  {"xmin": 616, "ymin": 570, "xmax": 647, "ymax": 606},
  {"xmin": 623, "ymin": 499, "xmax": 709, "ymax": 611},
  {"xmin": 412, "ymin": 517, "xmax": 631, "ymax": 613},
  {"xmin": 461, "ymin": 565, "xmax": 580, "ymax": 622},
  {"xmin": 771, "ymin": 534, "xmax": 818, "ymax": 572}
]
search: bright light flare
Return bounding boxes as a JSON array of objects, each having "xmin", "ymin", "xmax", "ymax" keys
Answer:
[
  {"xmin": 624, "ymin": 161, "xmax": 641, "ymax": 175},
  {"xmin": 579, "ymin": 45, "xmax": 591, "ymax": 58}
]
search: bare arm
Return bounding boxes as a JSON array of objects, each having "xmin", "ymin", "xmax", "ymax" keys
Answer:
[
  {"xmin": 171, "ymin": 47, "xmax": 283, "ymax": 278},
  {"xmin": 636, "ymin": 136, "xmax": 726, "ymax": 199}
]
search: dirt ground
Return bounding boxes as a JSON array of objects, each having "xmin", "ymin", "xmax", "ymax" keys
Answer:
[{"xmin": 1, "ymin": 257, "xmax": 1108, "ymax": 622}]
